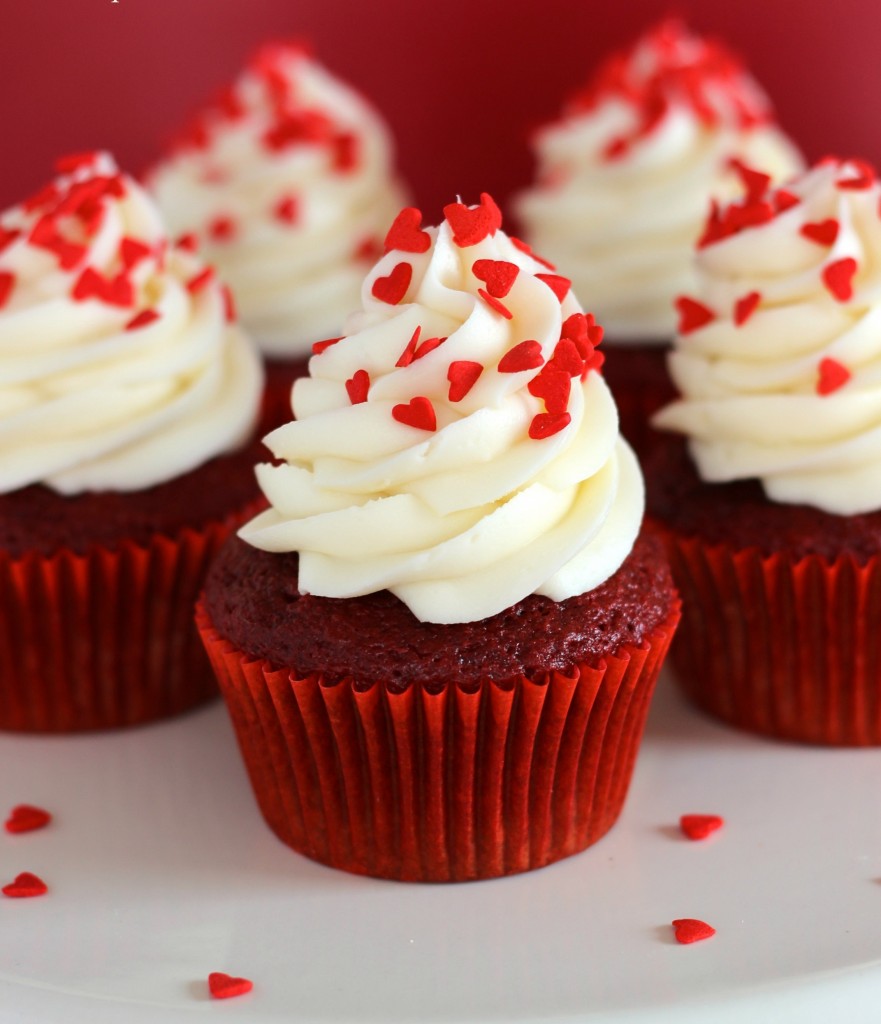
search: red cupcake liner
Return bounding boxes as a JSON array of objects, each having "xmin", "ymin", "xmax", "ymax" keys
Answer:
[
  {"xmin": 196, "ymin": 601, "xmax": 680, "ymax": 882},
  {"xmin": 662, "ymin": 532, "xmax": 881, "ymax": 745},
  {"xmin": 0, "ymin": 517, "xmax": 248, "ymax": 733},
  {"xmin": 601, "ymin": 344, "xmax": 676, "ymax": 459}
]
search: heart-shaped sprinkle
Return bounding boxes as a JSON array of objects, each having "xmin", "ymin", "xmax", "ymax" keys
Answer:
[
  {"xmin": 477, "ymin": 288, "xmax": 513, "ymax": 319},
  {"xmin": 529, "ymin": 411, "xmax": 571, "ymax": 440},
  {"xmin": 208, "ymin": 972, "xmax": 253, "ymax": 1000},
  {"xmin": 29, "ymin": 216, "xmax": 87, "ymax": 270},
  {"xmin": 396, "ymin": 326, "xmax": 421, "ymax": 367},
  {"xmin": 733, "ymin": 291, "xmax": 761, "ymax": 327},
  {"xmin": 384, "ymin": 207, "xmax": 431, "ymax": 254},
  {"xmin": 4, "ymin": 805, "xmax": 52, "ymax": 834},
  {"xmin": 679, "ymin": 814, "xmax": 724, "ymax": 840},
  {"xmin": 822, "ymin": 257, "xmax": 857, "ymax": 302},
  {"xmin": 800, "ymin": 219, "xmax": 839, "ymax": 247},
  {"xmin": 414, "ymin": 336, "xmax": 446, "ymax": 360},
  {"xmin": 332, "ymin": 132, "xmax": 358, "ymax": 172},
  {"xmin": 726, "ymin": 200, "xmax": 775, "ymax": 230},
  {"xmin": 312, "ymin": 336, "xmax": 342, "ymax": 355},
  {"xmin": 175, "ymin": 232, "xmax": 198, "ymax": 252},
  {"xmin": 186, "ymin": 267, "xmax": 215, "ymax": 295},
  {"xmin": 55, "ymin": 150, "xmax": 101, "ymax": 174},
  {"xmin": 0, "ymin": 226, "xmax": 20, "ymax": 255},
  {"xmin": 447, "ymin": 360, "xmax": 483, "ymax": 402},
  {"xmin": 354, "ymin": 236, "xmax": 383, "ymax": 262},
  {"xmin": 2, "ymin": 871, "xmax": 48, "ymax": 898},
  {"xmin": 774, "ymin": 189, "xmax": 800, "ymax": 212},
  {"xmin": 509, "ymin": 235, "xmax": 556, "ymax": 271},
  {"xmin": 72, "ymin": 268, "xmax": 135, "ymax": 308},
  {"xmin": 222, "ymin": 284, "xmax": 236, "ymax": 323},
  {"xmin": 528, "ymin": 368, "xmax": 571, "ymax": 415},
  {"xmin": 817, "ymin": 357, "xmax": 851, "ymax": 395},
  {"xmin": 675, "ymin": 296, "xmax": 715, "ymax": 335},
  {"xmin": 442, "ymin": 193, "xmax": 502, "ymax": 247},
  {"xmin": 119, "ymin": 237, "xmax": 152, "ymax": 269},
  {"xmin": 536, "ymin": 273, "xmax": 571, "ymax": 302},
  {"xmin": 837, "ymin": 159, "xmax": 875, "ymax": 190},
  {"xmin": 274, "ymin": 194, "xmax": 299, "ymax": 224},
  {"xmin": 208, "ymin": 215, "xmax": 236, "ymax": 241},
  {"xmin": 472, "ymin": 259, "xmax": 519, "ymax": 298},
  {"xmin": 125, "ymin": 309, "xmax": 161, "ymax": 331},
  {"xmin": 0, "ymin": 271, "xmax": 14, "ymax": 310},
  {"xmin": 345, "ymin": 369, "xmax": 370, "ymax": 404},
  {"xmin": 498, "ymin": 340, "xmax": 544, "ymax": 374},
  {"xmin": 603, "ymin": 136, "xmax": 630, "ymax": 161},
  {"xmin": 371, "ymin": 262, "xmax": 412, "ymax": 305},
  {"xmin": 672, "ymin": 919, "xmax": 715, "ymax": 944},
  {"xmin": 392, "ymin": 396, "xmax": 436, "ymax": 431},
  {"xmin": 22, "ymin": 182, "xmax": 59, "ymax": 213},
  {"xmin": 730, "ymin": 159, "xmax": 771, "ymax": 202},
  {"xmin": 547, "ymin": 338, "xmax": 584, "ymax": 377}
]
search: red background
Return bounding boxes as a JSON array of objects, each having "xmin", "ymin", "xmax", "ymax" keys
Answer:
[{"xmin": 0, "ymin": 0, "xmax": 877, "ymax": 221}]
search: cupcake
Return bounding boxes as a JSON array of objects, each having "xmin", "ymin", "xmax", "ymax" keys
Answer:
[
  {"xmin": 148, "ymin": 39, "xmax": 407, "ymax": 430},
  {"xmin": 198, "ymin": 195, "xmax": 680, "ymax": 881},
  {"xmin": 650, "ymin": 156, "xmax": 881, "ymax": 745},
  {"xmin": 515, "ymin": 18, "xmax": 803, "ymax": 454},
  {"xmin": 0, "ymin": 151, "xmax": 264, "ymax": 732}
]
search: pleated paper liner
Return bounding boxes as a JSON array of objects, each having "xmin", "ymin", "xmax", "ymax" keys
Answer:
[
  {"xmin": 197, "ymin": 601, "xmax": 680, "ymax": 882},
  {"xmin": 661, "ymin": 531, "xmax": 881, "ymax": 745},
  {"xmin": 0, "ymin": 513, "xmax": 251, "ymax": 733}
]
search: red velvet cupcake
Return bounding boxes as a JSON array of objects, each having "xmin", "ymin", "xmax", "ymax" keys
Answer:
[
  {"xmin": 515, "ymin": 18, "xmax": 803, "ymax": 455},
  {"xmin": 198, "ymin": 196, "xmax": 679, "ymax": 881},
  {"xmin": 147, "ymin": 40, "xmax": 407, "ymax": 433},
  {"xmin": 651, "ymin": 157, "xmax": 881, "ymax": 745},
  {"xmin": 0, "ymin": 153, "xmax": 264, "ymax": 732}
]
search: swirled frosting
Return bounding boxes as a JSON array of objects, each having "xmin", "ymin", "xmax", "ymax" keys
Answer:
[
  {"xmin": 516, "ymin": 19, "xmax": 803, "ymax": 342},
  {"xmin": 240, "ymin": 196, "xmax": 644, "ymax": 623},
  {"xmin": 148, "ymin": 40, "xmax": 407, "ymax": 359},
  {"xmin": 654, "ymin": 157, "xmax": 881, "ymax": 516},
  {"xmin": 0, "ymin": 152, "xmax": 262, "ymax": 495}
]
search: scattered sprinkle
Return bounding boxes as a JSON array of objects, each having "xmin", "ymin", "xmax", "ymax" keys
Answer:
[
  {"xmin": 208, "ymin": 215, "xmax": 236, "ymax": 242},
  {"xmin": 535, "ymin": 273, "xmax": 571, "ymax": 302},
  {"xmin": 817, "ymin": 356, "xmax": 851, "ymax": 395},
  {"xmin": 371, "ymin": 262, "xmax": 412, "ymax": 305},
  {"xmin": 822, "ymin": 257, "xmax": 857, "ymax": 302},
  {"xmin": 447, "ymin": 360, "xmax": 483, "ymax": 402},
  {"xmin": 185, "ymin": 267, "xmax": 216, "ymax": 295},
  {"xmin": 175, "ymin": 233, "xmax": 199, "ymax": 252},
  {"xmin": 312, "ymin": 337, "xmax": 342, "ymax": 355},
  {"xmin": 345, "ymin": 369, "xmax": 370, "ymax": 404},
  {"xmin": 222, "ymin": 284, "xmax": 236, "ymax": 323},
  {"xmin": 396, "ymin": 326, "xmax": 422, "ymax": 367},
  {"xmin": 837, "ymin": 160, "xmax": 876, "ymax": 190},
  {"xmin": 442, "ymin": 193, "xmax": 502, "ymax": 248},
  {"xmin": 392, "ymin": 396, "xmax": 437, "ymax": 431},
  {"xmin": 0, "ymin": 271, "xmax": 14, "ymax": 310},
  {"xmin": 125, "ymin": 309, "xmax": 161, "ymax": 331},
  {"xmin": 384, "ymin": 207, "xmax": 431, "ymax": 254},
  {"xmin": 54, "ymin": 151, "xmax": 101, "ymax": 174},
  {"xmin": 332, "ymin": 131, "xmax": 359, "ymax": 172},
  {"xmin": 675, "ymin": 296, "xmax": 715, "ymax": 334},
  {"xmin": 119, "ymin": 237, "xmax": 152, "ymax": 269},
  {"xmin": 4, "ymin": 805, "xmax": 52, "ymax": 834},
  {"xmin": 672, "ymin": 919, "xmax": 716, "ymax": 944},
  {"xmin": 208, "ymin": 973, "xmax": 253, "ymax": 1000},
  {"xmin": 528, "ymin": 367, "xmax": 571, "ymax": 414},
  {"xmin": 0, "ymin": 226, "xmax": 21, "ymax": 255},
  {"xmin": 529, "ymin": 411, "xmax": 571, "ymax": 440},
  {"xmin": 472, "ymin": 259, "xmax": 519, "ymax": 298},
  {"xmin": 71, "ymin": 267, "xmax": 135, "ymax": 308},
  {"xmin": 498, "ymin": 340, "xmax": 544, "ymax": 373},
  {"xmin": 800, "ymin": 219, "xmax": 839, "ymax": 247},
  {"xmin": 477, "ymin": 288, "xmax": 513, "ymax": 319},
  {"xmin": 733, "ymin": 292, "xmax": 761, "ymax": 327},
  {"xmin": 274, "ymin": 195, "xmax": 299, "ymax": 224},
  {"xmin": 2, "ymin": 872, "xmax": 48, "ymax": 898},
  {"xmin": 679, "ymin": 814, "xmax": 724, "ymax": 840}
]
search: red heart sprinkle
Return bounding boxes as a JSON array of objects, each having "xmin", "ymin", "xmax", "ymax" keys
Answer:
[
  {"xmin": 477, "ymin": 289, "xmax": 513, "ymax": 319},
  {"xmin": 733, "ymin": 291, "xmax": 761, "ymax": 327},
  {"xmin": 443, "ymin": 193, "xmax": 502, "ymax": 248},
  {"xmin": 0, "ymin": 271, "xmax": 14, "ymax": 310},
  {"xmin": 125, "ymin": 309, "xmax": 161, "ymax": 331},
  {"xmin": 72, "ymin": 268, "xmax": 135, "ymax": 308},
  {"xmin": 817, "ymin": 357, "xmax": 851, "ymax": 395},
  {"xmin": 186, "ymin": 267, "xmax": 215, "ymax": 295},
  {"xmin": 529, "ymin": 411, "xmax": 571, "ymax": 440},
  {"xmin": 332, "ymin": 132, "xmax": 359, "ymax": 172},
  {"xmin": 312, "ymin": 337, "xmax": 342, "ymax": 355},
  {"xmin": 547, "ymin": 338, "xmax": 584, "ymax": 377},
  {"xmin": 4, "ymin": 805, "xmax": 51, "ymax": 834},
  {"xmin": 672, "ymin": 919, "xmax": 715, "ymax": 944},
  {"xmin": 120, "ymin": 237, "xmax": 152, "ymax": 269},
  {"xmin": 2, "ymin": 871, "xmax": 48, "ymax": 898},
  {"xmin": 729, "ymin": 159, "xmax": 771, "ymax": 202},
  {"xmin": 498, "ymin": 340, "xmax": 544, "ymax": 373},
  {"xmin": 509, "ymin": 235, "xmax": 556, "ymax": 271},
  {"xmin": 447, "ymin": 360, "xmax": 483, "ymax": 402},
  {"xmin": 528, "ymin": 368, "xmax": 571, "ymax": 414},
  {"xmin": 822, "ymin": 258, "xmax": 857, "ymax": 302},
  {"xmin": 679, "ymin": 814, "xmax": 724, "ymax": 840},
  {"xmin": 22, "ymin": 183, "xmax": 59, "ymax": 213},
  {"xmin": 175, "ymin": 233, "xmax": 199, "ymax": 252},
  {"xmin": 800, "ymin": 219, "xmax": 839, "ymax": 247},
  {"xmin": 774, "ymin": 189, "xmax": 800, "ymax": 212},
  {"xmin": 208, "ymin": 216, "xmax": 236, "ymax": 242},
  {"xmin": 54, "ymin": 151, "xmax": 101, "ymax": 174},
  {"xmin": 274, "ymin": 195, "xmax": 299, "ymax": 224},
  {"xmin": 472, "ymin": 259, "xmax": 519, "ymax": 298},
  {"xmin": 396, "ymin": 326, "xmax": 422, "ymax": 367},
  {"xmin": 354, "ymin": 236, "xmax": 383, "ymax": 262},
  {"xmin": 392, "ymin": 396, "xmax": 436, "ymax": 431},
  {"xmin": 222, "ymin": 285, "xmax": 236, "ymax": 323},
  {"xmin": 676, "ymin": 296, "xmax": 715, "ymax": 335},
  {"xmin": 837, "ymin": 159, "xmax": 876, "ymax": 190},
  {"xmin": 535, "ymin": 273, "xmax": 571, "ymax": 302},
  {"xmin": 208, "ymin": 972, "xmax": 253, "ymax": 1000},
  {"xmin": 603, "ymin": 136, "xmax": 630, "ymax": 161},
  {"xmin": 726, "ymin": 200, "xmax": 775, "ymax": 230},
  {"xmin": 384, "ymin": 208, "xmax": 431, "ymax": 254},
  {"xmin": 345, "ymin": 369, "xmax": 370, "ymax": 404},
  {"xmin": 372, "ymin": 262, "xmax": 412, "ymax": 305},
  {"xmin": 414, "ymin": 336, "xmax": 446, "ymax": 360},
  {"xmin": 0, "ymin": 226, "xmax": 20, "ymax": 255}
]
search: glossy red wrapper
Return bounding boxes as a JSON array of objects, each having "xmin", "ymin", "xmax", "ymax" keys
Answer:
[
  {"xmin": 662, "ymin": 532, "xmax": 881, "ymax": 745},
  {"xmin": 0, "ymin": 518, "xmax": 245, "ymax": 733},
  {"xmin": 197, "ymin": 601, "xmax": 680, "ymax": 882}
]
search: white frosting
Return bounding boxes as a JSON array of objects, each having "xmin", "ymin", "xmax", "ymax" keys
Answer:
[
  {"xmin": 149, "ymin": 42, "xmax": 406, "ymax": 359},
  {"xmin": 516, "ymin": 20, "xmax": 803, "ymax": 342},
  {"xmin": 654, "ymin": 158, "xmax": 881, "ymax": 516},
  {"xmin": 240, "ymin": 201, "xmax": 644, "ymax": 624},
  {"xmin": 0, "ymin": 152, "xmax": 263, "ymax": 495}
]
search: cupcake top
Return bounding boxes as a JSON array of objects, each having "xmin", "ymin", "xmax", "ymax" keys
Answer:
[
  {"xmin": 148, "ymin": 40, "xmax": 406, "ymax": 360},
  {"xmin": 0, "ymin": 151, "xmax": 262, "ymax": 496},
  {"xmin": 515, "ymin": 18, "xmax": 803, "ymax": 342},
  {"xmin": 654, "ymin": 157, "xmax": 881, "ymax": 516},
  {"xmin": 240, "ymin": 195, "xmax": 644, "ymax": 624}
]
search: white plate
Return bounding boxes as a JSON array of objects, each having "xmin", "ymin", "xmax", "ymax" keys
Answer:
[{"xmin": 2, "ymin": 671, "xmax": 881, "ymax": 1023}]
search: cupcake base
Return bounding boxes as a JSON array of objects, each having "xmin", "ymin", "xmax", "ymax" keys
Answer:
[{"xmin": 197, "ymin": 599, "xmax": 679, "ymax": 882}]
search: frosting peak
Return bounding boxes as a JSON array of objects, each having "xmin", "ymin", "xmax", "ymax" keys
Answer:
[
  {"xmin": 654, "ymin": 157, "xmax": 881, "ymax": 516},
  {"xmin": 148, "ymin": 41, "xmax": 406, "ymax": 358},
  {"xmin": 240, "ymin": 197, "xmax": 644, "ymax": 623},
  {"xmin": 0, "ymin": 152, "xmax": 262, "ymax": 495},
  {"xmin": 515, "ymin": 19, "xmax": 804, "ymax": 341}
]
